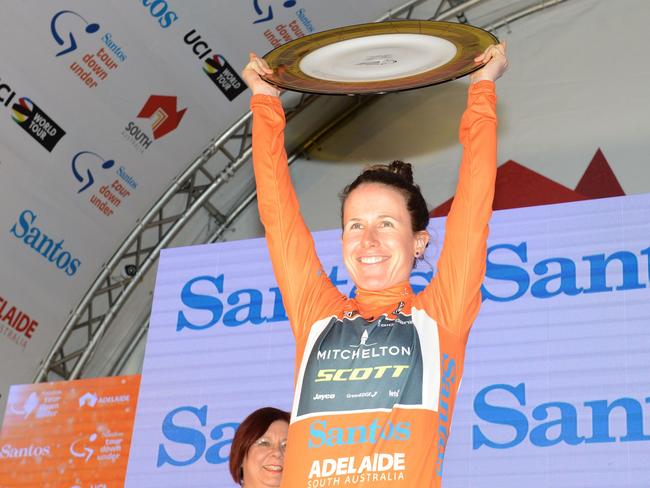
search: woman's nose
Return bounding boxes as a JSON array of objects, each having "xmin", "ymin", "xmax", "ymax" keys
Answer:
[{"xmin": 361, "ymin": 227, "xmax": 379, "ymax": 247}]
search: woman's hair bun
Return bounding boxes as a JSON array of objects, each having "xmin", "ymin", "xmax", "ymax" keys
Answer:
[
  {"xmin": 387, "ymin": 160, "xmax": 414, "ymax": 185},
  {"xmin": 340, "ymin": 159, "xmax": 429, "ymax": 233}
]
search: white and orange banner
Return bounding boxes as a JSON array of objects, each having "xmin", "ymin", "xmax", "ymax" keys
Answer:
[{"xmin": 0, "ymin": 375, "xmax": 140, "ymax": 488}]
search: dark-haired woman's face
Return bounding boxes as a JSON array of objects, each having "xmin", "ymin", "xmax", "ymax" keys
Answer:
[
  {"xmin": 242, "ymin": 419, "xmax": 288, "ymax": 487},
  {"xmin": 342, "ymin": 183, "xmax": 428, "ymax": 291}
]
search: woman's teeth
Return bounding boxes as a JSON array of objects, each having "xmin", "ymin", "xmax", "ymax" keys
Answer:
[{"xmin": 359, "ymin": 256, "xmax": 387, "ymax": 264}]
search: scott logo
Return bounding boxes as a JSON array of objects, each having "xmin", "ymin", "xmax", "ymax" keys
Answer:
[
  {"xmin": 50, "ymin": 10, "xmax": 100, "ymax": 56},
  {"xmin": 315, "ymin": 365, "xmax": 409, "ymax": 383},
  {"xmin": 157, "ymin": 405, "xmax": 238, "ymax": 467}
]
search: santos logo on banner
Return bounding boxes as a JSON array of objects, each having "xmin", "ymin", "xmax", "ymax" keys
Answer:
[
  {"xmin": 127, "ymin": 194, "xmax": 650, "ymax": 487},
  {"xmin": 174, "ymin": 244, "xmax": 650, "ymax": 332},
  {"xmin": 473, "ymin": 382, "xmax": 650, "ymax": 449},
  {"xmin": 154, "ymin": 382, "xmax": 650, "ymax": 469}
]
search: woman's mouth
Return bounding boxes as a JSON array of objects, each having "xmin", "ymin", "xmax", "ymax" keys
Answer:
[{"xmin": 358, "ymin": 255, "xmax": 389, "ymax": 264}]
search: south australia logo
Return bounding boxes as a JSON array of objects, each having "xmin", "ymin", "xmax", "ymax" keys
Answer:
[{"xmin": 122, "ymin": 95, "xmax": 187, "ymax": 153}]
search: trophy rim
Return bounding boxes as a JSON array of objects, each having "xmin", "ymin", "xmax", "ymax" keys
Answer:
[{"xmin": 261, "ymin": 20, "xmax": 499, "ymax": 95}]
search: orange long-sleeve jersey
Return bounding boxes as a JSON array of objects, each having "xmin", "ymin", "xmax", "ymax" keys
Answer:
[{"xmin": 250, "ymin": 80, "xmax": 496, "ymax": 488}]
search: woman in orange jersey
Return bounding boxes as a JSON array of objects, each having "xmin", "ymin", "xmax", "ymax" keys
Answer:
[{"xmin": 242, "ymin": 43, "xmax": 508, "ymax": 488}]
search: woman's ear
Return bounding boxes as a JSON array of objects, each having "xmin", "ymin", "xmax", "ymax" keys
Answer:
[{"xmin": 414, "ymin": 230, "xmax": 430, "ymax": 256}]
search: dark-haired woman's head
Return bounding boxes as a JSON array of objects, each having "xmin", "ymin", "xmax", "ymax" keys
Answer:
[
  {"xmin": 229, "ymin": 407, "xmax": 290, "ymax": 487},
  {"xmin": 340, "ymin": 161, "xmax": 430, "ymax": 291}
]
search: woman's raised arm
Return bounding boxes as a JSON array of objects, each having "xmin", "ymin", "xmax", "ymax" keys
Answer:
[
  {"xmin": 243, "ymin": 54, "xmax": 346, "ymax": 341},
  {"xmin": 421, "ymin": 43, "xmax": 508, "ymax": 340}
]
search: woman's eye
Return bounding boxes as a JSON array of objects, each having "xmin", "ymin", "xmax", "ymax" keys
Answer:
[
  {"xmin": 256, "ymin": 439, "xmax": 271, "ymax": 447},
  {"xmin": 349, "ymin": 222, "xmax": 362, "ymax": 230},
  {"xmin": 380, "ymin": 220, "xmax": 394, "ymax": 228}
]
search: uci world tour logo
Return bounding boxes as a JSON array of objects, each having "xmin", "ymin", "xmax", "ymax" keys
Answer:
[
  {"xmin": 183, "ymin": 28, "xmax": 246, "ymax": 101},
  {"xmin": 122, "ymin": 95, "xmax": 187, "ymax": 153},
  {"xmin": 203, "ymin": 55, "xmax": 247, "ymax": 101},
  {"xmin": 50, "ymin": 9, "xmax": 127, "ymax": 89},
  {"xmin": 11, "ymin": 97, "xmax": 66, "ymax": 152}
]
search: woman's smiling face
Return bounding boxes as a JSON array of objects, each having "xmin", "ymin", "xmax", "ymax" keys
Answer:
[
  {"xmin": 242, "ymin": 419, "xmax": 289, "ymax": 487},
  {"xmin": 342, "ymin": 183, "xmax": 428, "ymax": 291}
]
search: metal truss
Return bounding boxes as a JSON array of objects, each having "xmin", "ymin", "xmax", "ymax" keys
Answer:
[{"xmin": 35, "ymin": 0, "xmax": 570, "ymax": 383}]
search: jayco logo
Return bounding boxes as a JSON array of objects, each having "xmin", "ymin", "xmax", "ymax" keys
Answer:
[
  {"xmin": 10, "ymin": 209, "xmax": 81, "ymax": 276},
  {"xmin": 473, "ymin": 383, "xmax": 650, "ymax": 449}
]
